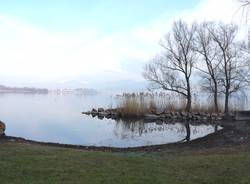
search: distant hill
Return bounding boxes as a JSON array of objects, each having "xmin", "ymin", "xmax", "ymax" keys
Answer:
[
  {"xmin": 0, "ymin": 79, "xmax": 148, "ymax": 94},
  {"xmin": 50, "ymin": 88, "xmax": 98, "ymax": 95},
  {"xmin": 0, "ymin": 85, "xmax": 48, "ymax": 94}
]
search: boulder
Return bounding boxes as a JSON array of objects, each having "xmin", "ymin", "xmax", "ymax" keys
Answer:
[
  {"xmin": 98, "ymin": 108, "xmax": 105, "ymax": 112},
  {"xmin": 98, "ymin": 111, "xmax": 108, "ymax": 117},
  {"xmin": 170, "ymin": 111, "xmax": 175, "ymax": 116},
  {"xmin": 155, "ymin": 120, "xmax": 163, "ymax": 125},
  {"xmin": 97, "ymin": 115, "xmax": 105, "ymax": 120},
  {"xmin": 82, "ymin": 111, "xmax": 91, "ymax": 115},
  {"xmin": 144, "ymin": 114, "xmax": 160, "ymax": 121},
  {"xmin": 185, "ymin": 113, "xmax": 192, "ymax": 119},
  {"xmin": 91, "ymin": 108, "xmax": 98, "ymax": 113},
  {"xmin": 0, "ymin": 121, "xmax": 6, "ymax": 136},
  {"xmin": 105, "ymin": 109, "xmax": 112, "ymax": 114},
  {"xmin": 175, "ymin": 112, "xmax": 181, "ymax": 119},
  {"xmin": 180, "ymin": 111, "xmax": 188, "ymax": 118},
  {"xmin": 193, "ymin": 115, "xmax": 199, "ymax": 121},
  {"xmin": 105, "ymin": 114, "xmax": 112, "ymax": 119},
  {"xmin": 165, "ymin": 113, "xmax": 171, "ymax": 119}
]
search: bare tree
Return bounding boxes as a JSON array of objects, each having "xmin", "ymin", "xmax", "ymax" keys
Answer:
[
  {"xmin": 238, "ymin": 0, "xmax": 250, "ymax": 50},
  {"xmin": 208, "ymin": 23, "xmax": 249, "ymax": 114},
  {"xmin": 194, "ymin": 22, "xmax": 221, "ymax": 113},
  {"xmin": 143, "ymin": 21, "xmax": 197, "ymax": 112},
  {"xmin": 239, "ymin": 0, "xmax": 250, "ymax": 12}
]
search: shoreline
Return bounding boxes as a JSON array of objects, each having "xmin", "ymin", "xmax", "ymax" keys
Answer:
[
  {"xmin": 0, "ymin": 131, "xmax": 226, "ymax": 152},
  {"xmin": 1, "ymin": 120, "xmax": 248, "ymax": 152}
]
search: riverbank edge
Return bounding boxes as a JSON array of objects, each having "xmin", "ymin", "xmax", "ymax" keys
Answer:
[{"xmin": 1, "ymin": 120, "xmax": 248, "ymax": 152}]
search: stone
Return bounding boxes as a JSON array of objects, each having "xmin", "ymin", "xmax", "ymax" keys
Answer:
[
  {"xmin": 172, "ymin": 115, "xmax": 177, "ymax": 119},
  {"xmin": 0, "ymin": 121, "xmax": 6, "ymax": 136},
  {"xmin": 194, "ymin": 112, "xmax": 201, "ymax": 116},
  {"xmin": 91, "ymin": 108, "xmax": 100, "ymax": 115},
  {"xmin": 202, "ymin": 116, "xmax": 208, "ymax": 121},
  {"xmin": 98, "ymin": 108, "xmax": 105, "ymax": 112},
  {"xmin": 170, "ymin": 111, "xmax": 174, "ymax": 116},
  {"xmin": 155, "ymin": 120, "xmax": 163, "ymax": 125},
  {"xmin": 82, "ymin": 111, "xmax": 91, "ymax": 115},
  {"xmin": 159, "ymin": 114, "xmax": 166, "ymax": 119},
  {"xmin": 98, "ymin": 112, "xmax": 108, "ymax": 117},
  {"xmin": 193, "ymin": 115, "xmax": 199, "ymax": 121},
  {"xmin": 180, "ymin": 111, "xmax": 187, "ymax": 116},
  {"xmin": 91, "ymin": 113, "xmax": 97, "ymax": 118},
  {"xmin": 187, "ymin": 113, "xmax": 193, "ymax": 119},
  {"xmin": 165, "ymin": 113, "xmax": 171, "ymax": 119},
  {"xmin": 175, "ymin": 112, "xmax": 181, "ymax": 118},
  {"xmin": 97, "ymin": 115, "xmax": 105, "ymax": 120},
  {"xmin": 105, "ymin": 109, "xmax": 112, "ymax": 114},
  {"xmin": 144, "ymin": 114, "xmax": 159, "ymax": 121},
  {"xmin": 105, "ymin": 114, "xmax": 112, "ymax": 119}
]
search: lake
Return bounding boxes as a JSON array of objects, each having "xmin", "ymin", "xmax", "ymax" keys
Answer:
[{"xmin": 0, "ymin": 93, "xmax": 220, "ymax": 148}]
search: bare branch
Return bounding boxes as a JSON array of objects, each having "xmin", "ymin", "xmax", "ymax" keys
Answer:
[{"xmin": 143, "ymin": 20, "xmax": 197, "ymax": 112}]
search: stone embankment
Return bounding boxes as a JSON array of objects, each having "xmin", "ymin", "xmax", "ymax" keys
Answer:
[{"xmin": 82, "ymin": 108, "xmax": 231, "ymax": 121}]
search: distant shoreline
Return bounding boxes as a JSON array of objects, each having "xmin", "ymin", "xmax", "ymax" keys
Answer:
[
  {"xmin": 0, "ymin": 85, "xmax": 48, "ymax": 94},
  {"xmin": 0, "ymin": 85, "xmax": 99, "ymax": 95}
]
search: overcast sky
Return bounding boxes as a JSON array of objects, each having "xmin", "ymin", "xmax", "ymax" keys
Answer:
[{"xmin": 0, "ymin": 0, "xmax": 246, "ymax": 89}]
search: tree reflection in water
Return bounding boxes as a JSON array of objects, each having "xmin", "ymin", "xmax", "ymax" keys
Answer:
[
  {"xmin": 112, "ymin": 118, "xmax": 221, "ymax": 142},
  {"xmin": 185, "ymin": 121, "xmax": 191, "ymax": 142}
]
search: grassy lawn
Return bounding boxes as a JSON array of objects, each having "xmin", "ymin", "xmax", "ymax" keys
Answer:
[{"xmin": 0, "ymin": 141, "xmax": 250, "ymax": 184}]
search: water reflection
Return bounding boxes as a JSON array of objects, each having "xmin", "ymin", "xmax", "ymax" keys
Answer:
[
  {"xmin": 184, "ymin": 122, "xmax": 191, "ymax": 142},
  {"xmin": 110, "ymin": 118, "xmax": 220, "ymax": 145}
]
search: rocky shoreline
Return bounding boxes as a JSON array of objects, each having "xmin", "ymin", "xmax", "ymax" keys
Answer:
[{"xmin": 82, "ymin": 108, "xmax": 234, "ymax": 122}]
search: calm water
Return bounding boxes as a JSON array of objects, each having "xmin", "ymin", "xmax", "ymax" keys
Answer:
[{"xmin": 0, "ymin": 94, "xmax": 220, "ymax": 148}]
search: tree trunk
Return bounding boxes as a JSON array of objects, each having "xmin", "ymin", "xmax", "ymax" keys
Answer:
[
  {"xmin": 224, "ymin": 90, "xmax": 229, "ymax": 115},
  {"xmin": 186, "ymin": 95, "xmax": 191, "ymax": 112},
  {"xmin": 185, "ymin": 79, "xmax": 192, "ymax": 112},
  {"xmin": 214, "ymin": 93, "xmax": 219, "ymax": 113},
  {"xmin": 213, "ymin": 82, "xmax": 219, "ymax": 113},
  {"xmin": 214, "ymin": 125, "xmax": 218, "ymax": 133}
]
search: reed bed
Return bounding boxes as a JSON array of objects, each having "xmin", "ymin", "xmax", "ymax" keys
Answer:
[{"xmin": 115, "ymin": 92, "xmax": 242, "ymax": 117}]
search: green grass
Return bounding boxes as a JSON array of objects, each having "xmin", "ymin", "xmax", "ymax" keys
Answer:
[{"xmin": 0, "ymin": 141, "xmax": 250, "ymax": 184}]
